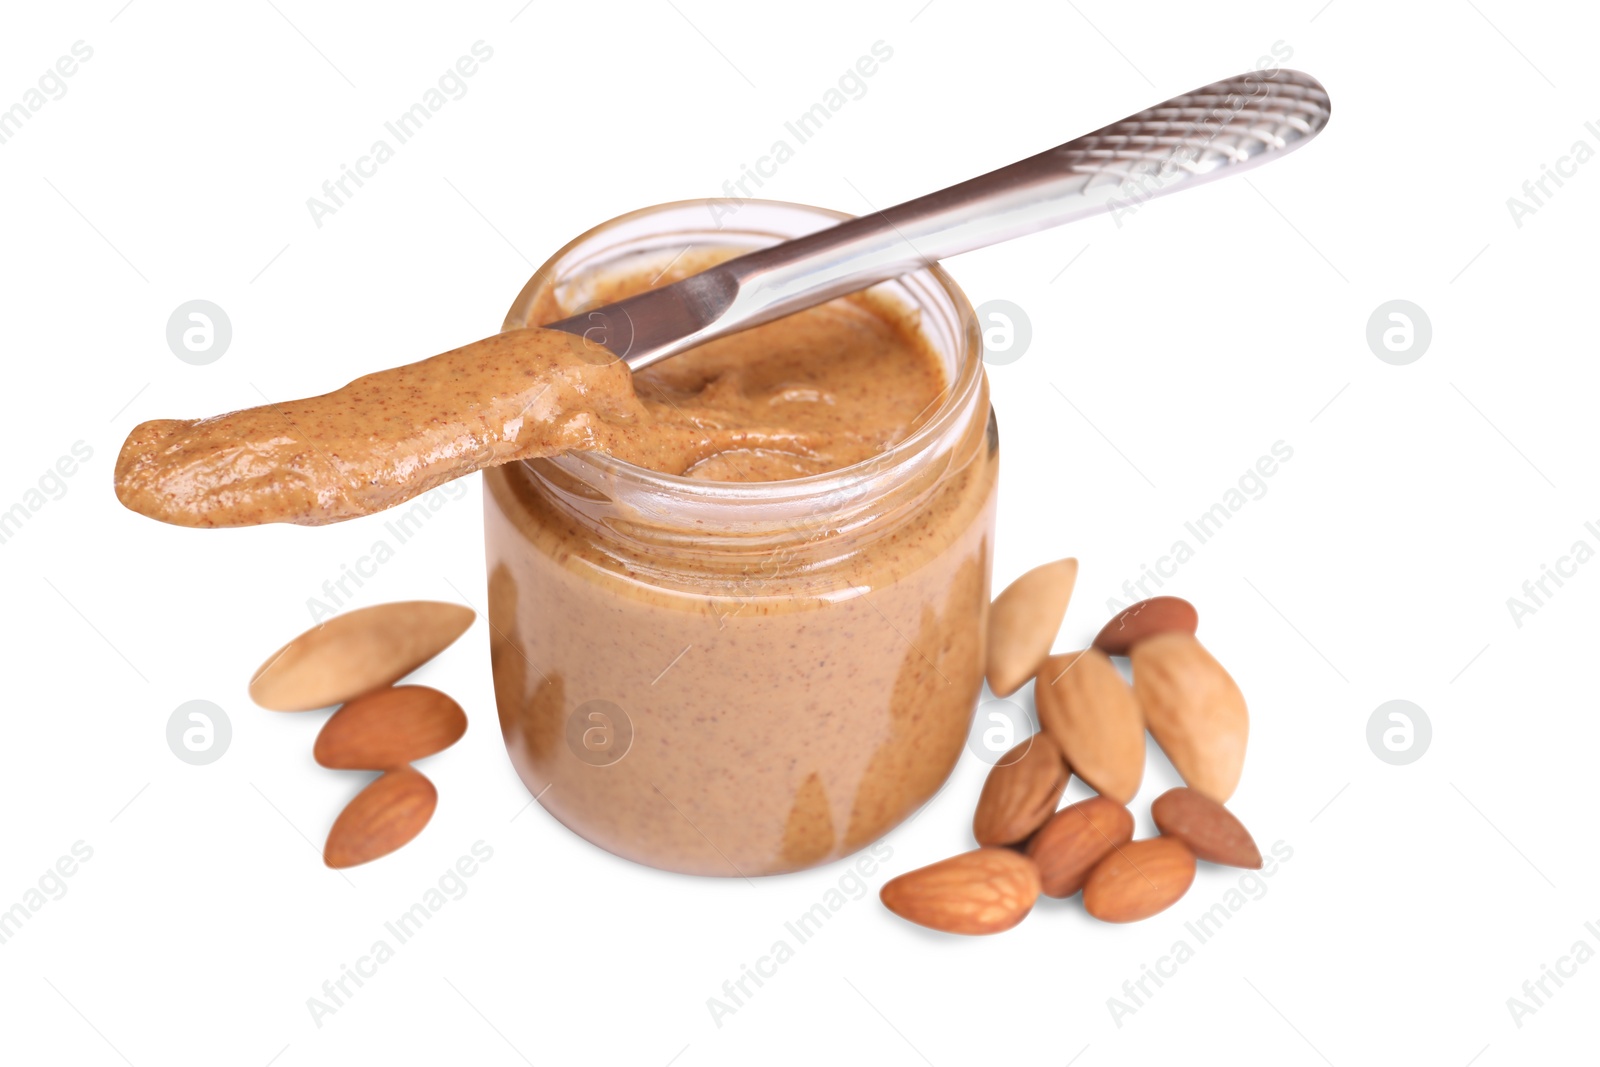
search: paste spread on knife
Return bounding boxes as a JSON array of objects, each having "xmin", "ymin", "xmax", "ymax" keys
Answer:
[{"xmin": 115, "ymin": 286, "xmax": 947, "ymax": 528}]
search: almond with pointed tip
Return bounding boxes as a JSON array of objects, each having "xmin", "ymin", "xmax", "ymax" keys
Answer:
[
  {"xmin": 1025, "ymin": 795, "xmax": 1135, "ymax": 897},
  {"xmin": 1082, "ymin": 836, "xmax": 1196, "ymax": 922},
  {"xmin": 1131, "ymin": 632, "xmax": 1248, "ymax": 803},
  {"xmin": 1034, "ymin": 649, "xmax": 1144, "ymax": 803},
  {"xmin": 880, "ymin": 848, "xmax": 1041, "ymax": 935},
  {"xmin": 985, "ymin": 558, "xmax": 1078, "ymax": 697},
  {"xmin": 314, "ymin": 686, "xmax": 467, "ymax": 770},
  {"xmin": 324, "ymin": 766, "xmax": 438, "ymax": 869},
  {"xmin": 972, "ymin": 733, "xmax": 1070, "ymax": 846},
  {"xmin": 1151, "ymin": 787, "xmax": 1262, "ymax": 868},
  {"xmin": 250, "ymin": 601, "xmax": 475, "ymax": 711},
  {"xmin": 1094, "ymin": 596, "xmax": 1199, "ymax": 656}
]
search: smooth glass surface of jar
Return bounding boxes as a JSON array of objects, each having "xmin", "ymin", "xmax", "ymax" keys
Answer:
[{"xmin": 485, "ymin": 199, "xmax": 998, "ymax": 876}]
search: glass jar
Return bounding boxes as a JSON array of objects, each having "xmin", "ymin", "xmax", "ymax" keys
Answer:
[{"xmin": 485, "ymin": 199, "xmax": 998, "ymax": 876}]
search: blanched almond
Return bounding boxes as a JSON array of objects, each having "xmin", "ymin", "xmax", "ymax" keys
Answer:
[
  {"xmin": 250, "ymin": 601, "xmax": 475, "ymax": 711},
  {"xmin": 1131, "ymin": 632, "xmax": 1248, "ymax": 803},
  {"xmin": 324, "ymin": 766, "xmax": 437, "ymax": 869},
  {"xmin": 880, "ymin": 848, "xmax": 1041, "ymax": 935},
  {"xmin": 1082, "ymin": 836, "xmax": 1195, "ymax": 923},
  {"xmin": 1094, "ymin": 596, "xmax": 1199, "ymax": 656},
  {"xmin": 1151, "ymin": 787, "xmax": 1262, "ymax": 868},
  {"xmin": 1034, "ymin": 649, "xmax": 1144, "ymax": 803},
  {"xmin": 1025, "ymin": 795, "xmax": 1134, "ymax": 897},
  {"xmin": 972, "ymin": 734, "xmax": 1070, "ymax": 846},
  {"xmin": 985, "ymin": 558, "xmax": 1078, "ymax": 697},
  {"xmin": 314, "ymin": 686, "xmax": 467, "ymax": 770}
]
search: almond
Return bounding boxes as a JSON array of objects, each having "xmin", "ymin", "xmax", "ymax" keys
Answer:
[
  {"xmin": 1082, "ymin": 836, "xmax": 1196, "ymax": 922},
  {"xmin": 1034, "ymin": 649, "xmax": 1144, "ymax": 803},
  {"xmin": 972, "ymin": 734, "xmax": 1070, "ymax": 846},
  {"xmin": 880, "ymin": 848, "xmax": 1041, "ymax": 935},
  {"xmin": 250, "ymin": 601, "xmax": 475, "ymax": 711},
  {"xmin": 985, "ymin": 558, "xmax": 1078, "ymax": 697},
  {"xmin": 324, "ymin": 766, "xmax": 438, "ymax": 869},
  {"xmin": 314, "ymin": 686, "xmax": 467, "ymax": 770},
  {"xmin": 1093, "ymin": 596, "xmax": 1199, "ymax": 656},
  {"xmin": 1025, "ymin": 795, "xmax": 1134, "ymax": 897},
  {"xmin": 1131, "ymin": 632, "xmax": 1248, "ymax": 803},
  {"xmin": 1151, "ymin": 787, "xmax": 1262, "ymax": 868}
]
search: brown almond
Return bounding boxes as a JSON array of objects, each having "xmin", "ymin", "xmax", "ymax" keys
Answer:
[
  {"xmin": 1025, "ymin": 795, "xmax": 1135, "ymax": 897},
  {"xmin": 880, "ymin": 848, "xmax": 1041, "ymax": 935},
  {"xmin": 985, "ymin": 558, "xmax": 1078, "ymax": 697},
  {"xmin": 324, "ymin": 766, "xmax": 438, "ymax": 869},
  {"xmin": 1094, "ymin": 596, "xmax": 1199, "ymax": 656},
  {"xmin": 1151, "ymin": 787, "xmax": 1262, "ymax": 868},
  {"xmin": 314, "ymin": 686, "xmax": 468, "ymax": 770},
  {"xmin": 1082, "ymin": 837, "xmax": 1196, "ymax": 922},
  {"xmin": 1131, "ymin": 632, "xmax": 1248, "ymax": 803},
  {"xmin": 1034, "ymin": 649, "xmax": 1144, "ymax": 803},
  {"xmin": 250, "ymin": 601, "xmax": 475, "ymax": 711},
  {"xmin": 972, "ymin": 734, "xmax": 1070, "ymax": 846}
]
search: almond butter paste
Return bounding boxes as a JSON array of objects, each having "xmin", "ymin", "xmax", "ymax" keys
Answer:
[
  {"xmin": 114, "ymin": 234, "xmax": 997, "ymax": 877},
  {"xmin": 484, "ymin": 251, "xmax": 998, "ymax": 876}
]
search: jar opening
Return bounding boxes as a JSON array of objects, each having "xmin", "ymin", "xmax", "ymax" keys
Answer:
[{"xmin": 501, "ymin": 199, "xmax": 986, "ymax": 538}]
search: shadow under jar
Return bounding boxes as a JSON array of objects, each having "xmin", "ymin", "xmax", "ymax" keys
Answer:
[{"xmin": 484, "ymin": 199, "xmax": 998, "ymax": 876}]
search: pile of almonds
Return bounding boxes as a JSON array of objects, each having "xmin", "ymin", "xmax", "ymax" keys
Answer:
[
  {"xmin": 249, "ymin": 601, "xmax": 474, "ymax": 869},
  {"xmin": 881, "ymin": 561, "xmax": 1262, "ymax": 934}
]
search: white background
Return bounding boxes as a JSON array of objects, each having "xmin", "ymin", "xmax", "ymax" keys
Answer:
[{"xmin": 2, "ymin": 1, "xmax": 1596, "ymax": 1063}]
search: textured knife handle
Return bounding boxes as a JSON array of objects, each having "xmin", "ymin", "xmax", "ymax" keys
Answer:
[
  {"xmin": 726, "ymin": 71, "xmax": 1332, "ymax": 338},
  {"xmin": 548, "ymin": 70, "xmax": 1332, "ymax": 370},
  {"xmin": 1028, "ymin": 69, "xmax": 1332, "ymax": 207},
  {"xmin": 835, "ymin": 67, "xmax": 1335, "ymax": 264}
]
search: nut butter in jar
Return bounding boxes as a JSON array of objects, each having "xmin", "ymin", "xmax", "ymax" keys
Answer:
[{"xmin": 485, "ymin": 200, "xmax": 998, "ymax": 876}]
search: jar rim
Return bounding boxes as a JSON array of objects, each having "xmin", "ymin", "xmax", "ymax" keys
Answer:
[{"xmin": 502, "ymin": 198, "xmax": 985, "ymax": 509}]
